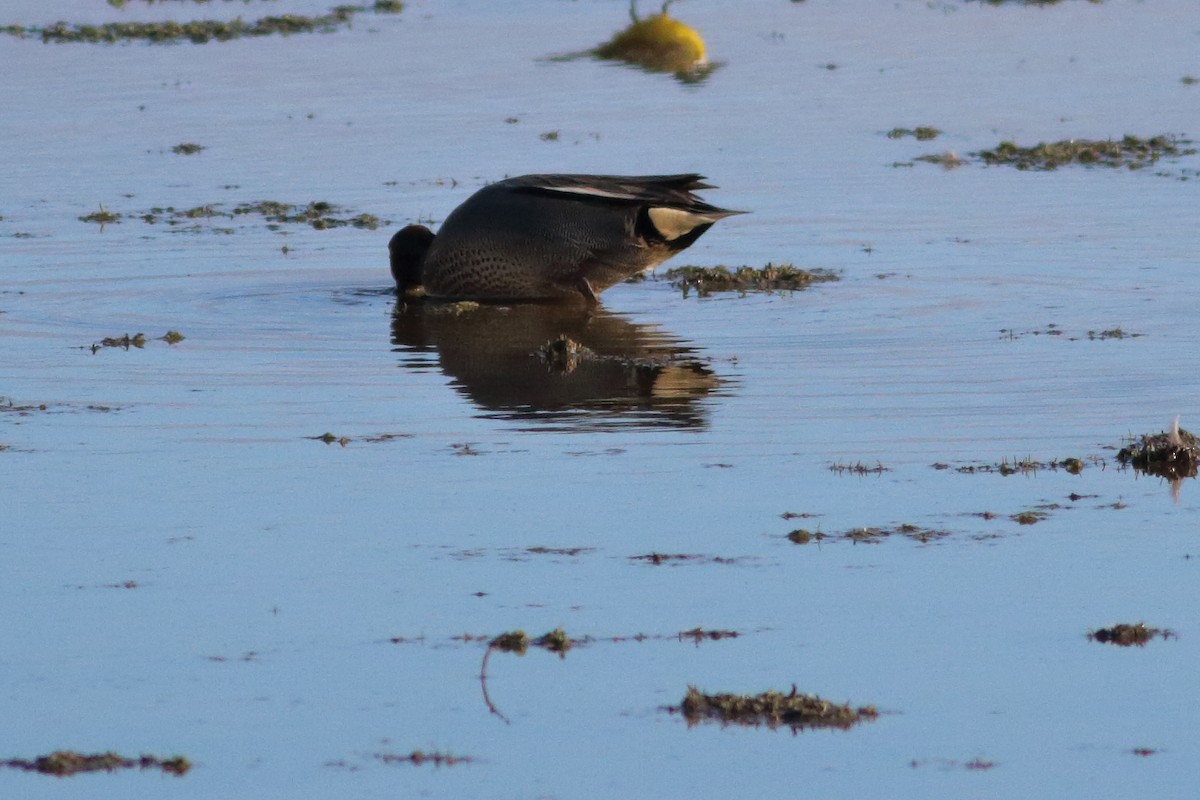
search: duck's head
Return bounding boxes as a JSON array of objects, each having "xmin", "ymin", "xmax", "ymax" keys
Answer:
[{"xmin": 388, "ymin": 224, "xmax": 435, "ymax": 296}]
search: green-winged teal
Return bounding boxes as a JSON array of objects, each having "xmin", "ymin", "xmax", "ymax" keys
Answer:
[{"xmin": 388, "ymin": 173, "xmax": 743, "ymax": 302}]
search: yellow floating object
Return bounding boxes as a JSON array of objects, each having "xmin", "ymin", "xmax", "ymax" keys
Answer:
[{"xmin": 595, "ymin": 2, "xmax": 707, "ymax": 74}]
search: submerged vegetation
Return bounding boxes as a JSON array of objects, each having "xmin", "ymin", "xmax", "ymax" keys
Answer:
[
  {"xmin": 2, "ymin": 3, "xmax": 402, "ymax": 44},
  {"xmin": 1, "ymin": 751, "xmax": 190, "ymax": 777},
  {"xmin": 675, "ymin": 686, "xmax": 877, "ymax": 732},
  {"xmin": 664, "ymin": 264, "xmax": 839, "ymax": 297}
]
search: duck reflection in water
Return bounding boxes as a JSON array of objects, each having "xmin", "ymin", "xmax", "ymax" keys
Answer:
[{"xmin": 390, "ymin": 301, "xmax": 721, "ymax": 431}]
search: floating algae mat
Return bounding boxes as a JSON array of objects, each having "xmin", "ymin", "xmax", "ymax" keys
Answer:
[
  {"xmin": 1117, "ymin": 419, "xmax": 1199, "ymax": 480},
  {"xmin": 1, "ymin": 751, "xmax": 190, "ymax": 777},
  {"xmin": 78, "ymin": 200, "xmax": 386, "ymax": 231},
  {"xmin": 675, "ymin": 686, "xmax": 877, "ymax": 732},
  {"xmin": 664, "ymin": 264, "xmax": 839, "ymax": 297},
  {"xmin": 977, "ymin": 135, "xmax": 1193, "ymax": 171},
  {"xmin": 1, "ymin": 3, "xmax": 402, "ymax": 44}
]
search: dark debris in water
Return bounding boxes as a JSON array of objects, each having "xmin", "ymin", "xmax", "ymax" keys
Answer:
[
  {"xmin": 375, "ymin": 750, "xmax": 472, "ymax": 767},
  {"xmin": 171, "ymin": 142, "xmax": 204, "ymax": 155},
  {"xmin": 1117, "ymin": 421, "xmax": 1199, "ymax": 480},
  {"xmin": 674, "ymin": 685, "xmax": 878, "ymax": 732},
  {"xmin": 678, "ymin": 627, "xmax": 739, "ymax": 644},
  {"xmin": 828, "ymin": 460, "xmax": 888, "ymax": 475},
  {"xmin": 630, "ymin": 552, "xmax": 743, "ymax": 565},
  {"xmin": 1088, "ymin": 623, "xmax": 1175, "ymax": 647},
  {"xmin": 934, "ymin": 456, "xmax": 1093, "ymax": 475},
  {"xmin": 909, "ymin": 757, "xmax": 996, "ymax": 771},
  {"xmin": 1, "ymin": 751, "xmax": 190, "ymax": 777},
  {"xmin": 887, "ymin": 126, "xmax": 941, "ymax": 140},
  {"xmin": 89, "ymin": 330, "xmax": 184, "ymax": 353},
  {"xmin": 1000, "ymin": 323, "xmax": 1143, "ymax": 341},
  {"xmin": 787, "ymin": 523, "xmax": 950, "ymax": 545},
  {"xmin": 664, "ymin": 264, "xmax": 839, "ymax": 297},
  {"xmin": 536, "ymin": 334, "xmax": 591, "ymax": 374}
]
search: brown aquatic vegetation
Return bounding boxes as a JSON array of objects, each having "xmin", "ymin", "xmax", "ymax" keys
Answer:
[
  {"xmin": 976, "ymin": 135, "xmax": 1193, "ymax": 171},
  {"xmin": 3, "ymin": 5, "xmax": 402, "ymax": 44},
  {"xmin": 887, "ymin": 126, "xmax": 941, "ymax": 141},
  {"xmin": 376, "ymin": 750, "xmax": 472, "ymax": 767},
  {"xmin": 1088, "ymin": 623, "xmax": 1175, "ymax": 647},
  {"xmin": 309, "ymin": 432, "xmax": 351, "ymax": 446},
  {"xmin": 101, "ymin": 333, "xmax": 145, "ymax": 349},
  {"xmin": 630, "ymin": 552, "xmax": 741, "ymax": 565},
  {"xmin": 306, "ymin": 431, "xmax": 411, "ymax": 446},
  {"xmin": 664, "ymin": 264, "xmax": 839, "ymax": 297},
  {"xmin": 1117, "ymin": 420, "xmax": 1198, "ymax": 480},
  {"xmin": 171, "ymin": 142, "xmax": 204, "ymax": 155},
  {"xmin": 828, "ymin": 460, "xmax": 888, "ymax": 475},
  {"xmin": 1000, "ymin": 323, "xmax": 1143, "ymax": 341},
  {"xmin": 939, "ymin": 456, "xmax": 1095, "ymax": 475},
  {"xmin": 678, "ymin": 627, "xmax": 739, "ymax": 644},
  {"xmin": 1, "ymin": 751, "xmax": 190, "ymax": 777},
  {"xmin": 79, "ymin": 204, "xmax": 120, "ymax": 224},
  {"xmin": 788, "ymin": 524, "xmax": 949, "ymax": 545},
  {"xmin": 91, "ymin": 200, "xmax": 387, "ymax": 231},
  {"xmin": 676, "ymin": 685, "xmax": 877, "ymax": 732},
  {"xmin": 536, "ymin": 335, "xmax": 591, "ymax": 374}
]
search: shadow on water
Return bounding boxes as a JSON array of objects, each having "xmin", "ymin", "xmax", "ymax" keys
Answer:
[{"xmin": 389, "ymin": 302, "xmax": 723, "ymax": 432}]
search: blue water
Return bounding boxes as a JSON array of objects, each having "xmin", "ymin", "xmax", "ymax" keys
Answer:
[{"xmin": 3, "ymin": 1, "xmax": 1200, "ymax": 797}]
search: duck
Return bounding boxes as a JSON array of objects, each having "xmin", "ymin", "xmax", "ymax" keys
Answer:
[{"xmin": 388, "ymin": 173, "xmax": 743, "ymax": 303}]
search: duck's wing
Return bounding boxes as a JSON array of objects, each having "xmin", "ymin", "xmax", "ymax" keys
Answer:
[{"xmin": 501, "ymin": 173, "xmax": 743, "ymax": 219}]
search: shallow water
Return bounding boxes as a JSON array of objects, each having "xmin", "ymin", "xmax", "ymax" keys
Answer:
[{"xmin": 4, "ymin": 0, "xmax": 1200, "ymax": 797}]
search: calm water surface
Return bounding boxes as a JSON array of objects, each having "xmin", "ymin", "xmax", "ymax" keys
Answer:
[{"xmin": 3, "ymin": 1, "xmax": 1200, "ymax": 798}]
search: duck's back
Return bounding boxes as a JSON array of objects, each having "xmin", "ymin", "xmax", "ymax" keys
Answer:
[{"xmin": 420, "ymin": 174, "xmax": 739, "ymax": 301}]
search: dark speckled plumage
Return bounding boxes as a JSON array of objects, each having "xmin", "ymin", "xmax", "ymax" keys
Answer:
[{"xmin": 388, "ymin": 173, "xmax": 743, "ymax": 302}]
